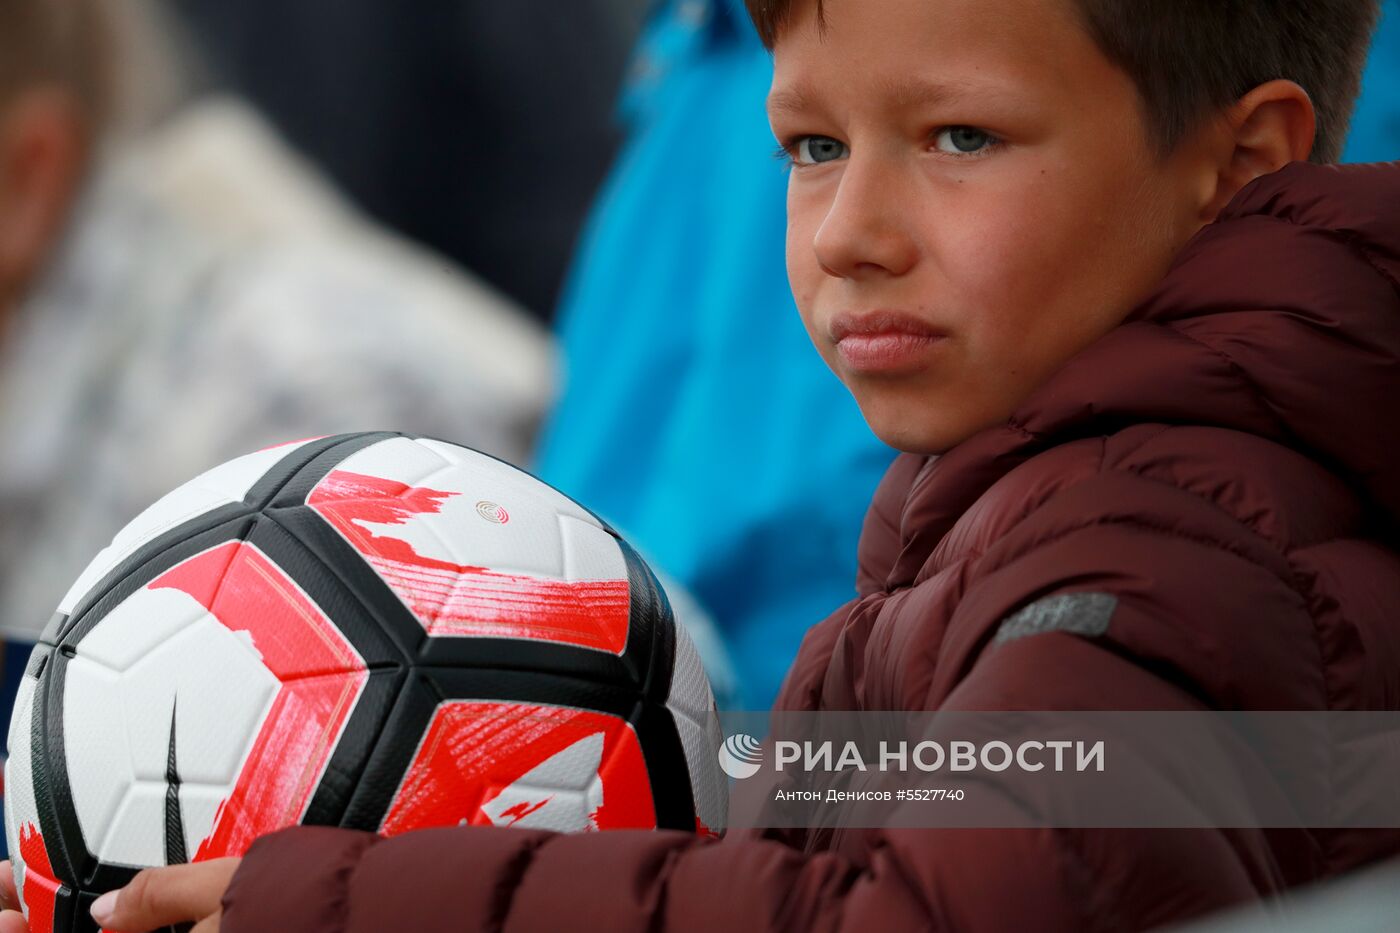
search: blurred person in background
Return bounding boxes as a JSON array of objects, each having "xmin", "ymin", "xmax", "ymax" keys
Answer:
[
  {"xmin": 534, "ymin": 0, "xmax": 896, "ymax": 709},
  {"xmin": 171, "ymin": 0, "xmax": 650, "ymax": 322},
  {"xmin": 0, "ymin": 0, "xmax": 553, "ymax": 759}
]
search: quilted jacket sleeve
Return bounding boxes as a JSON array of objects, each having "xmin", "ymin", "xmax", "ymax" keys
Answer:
[
  {"xmin": 219, "ymin": 463, "xmax": 1348, "ymax": 933},
  {"xmin": 222, "ymin": 817, "xmax": 1133, "ymax": 932}
]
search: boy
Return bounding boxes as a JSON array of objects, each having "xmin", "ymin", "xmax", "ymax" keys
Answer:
[{"xmin": 6, "ymin": 0, "xmax": 1397, "ymax": 930}]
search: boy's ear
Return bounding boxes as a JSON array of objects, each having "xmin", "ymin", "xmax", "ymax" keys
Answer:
[
  {"xmin": 0, "ymin": 87, "xmax": 89, "ymax": 314},
  {"xmin": 1199, "ymin": 79, "xmax": 1316, "ymax": 223}
]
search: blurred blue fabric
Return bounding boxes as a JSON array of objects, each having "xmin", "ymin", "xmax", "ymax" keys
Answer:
[
  {"xmin": 1344, "ymin": 0, "xmax": 1400, "ymax": 163},
  {"xmin": 533, "ymin": 0, "xmax": 894, "ymax": 710}
]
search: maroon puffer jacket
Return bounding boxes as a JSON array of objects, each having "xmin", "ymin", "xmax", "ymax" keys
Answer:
[{"xmin": 220, "ymin": 161, "xmax": 1400, "ymax": 932}]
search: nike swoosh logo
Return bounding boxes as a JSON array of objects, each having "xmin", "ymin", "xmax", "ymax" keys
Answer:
[{"xmin": 165, "ymin": 698, "xmax": 187, "ymax": 866}]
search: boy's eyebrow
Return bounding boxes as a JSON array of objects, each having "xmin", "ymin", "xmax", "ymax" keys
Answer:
[
  {"xmin": 767, "ymin": 84, "xmax": 819, "ymax": 118},
  {"xmin": 767, "ymin": 76, "xmax": 1013, "ymax": 118}
]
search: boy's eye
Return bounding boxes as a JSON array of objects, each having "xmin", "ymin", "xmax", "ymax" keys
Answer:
[
  {"xmin": 793, "ymin": 136, "xmax": 848, "ymax": 165},
  {"xmin": 933, "ymin": 126, "xmax": 997, "ymax": 155}
]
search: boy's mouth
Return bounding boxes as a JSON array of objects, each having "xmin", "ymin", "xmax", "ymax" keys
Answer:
[{"xmin": 830, "ymin": 310, "xmax": 949, "ymax": 375}]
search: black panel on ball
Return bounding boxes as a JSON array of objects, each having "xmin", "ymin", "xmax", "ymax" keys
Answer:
[
  {"xmin": 263, "ymin": 503, "xmax": 431, "ymax": 663},
  {"xmin": 241, "ymin": 514, "xmax": 412, "ymax": 829},
  {"xmin": 299, "ymin": 669, "xmax": 404, "ymax": 827},
  {"xmin": 244, "ymin": 515, "xmax": 405, "ymax": 668},
  {"xmin": 243, "ymin": 433, "xmax": 397, "ymax": 506},
  {"xmin": 334, "ymin": 666, "xmax": 699, "ymax": 834},
  {"xmin": 262, "ymin": 431, "xmax": 405, "ymax": 508},
  {"xmin": 335, "ymin": 671, "xmax": 442, "ymax": 832},
  {"xmin": 621, "ymin": 537, "xmax": 676, "ymax": 706},
  {"xmin": 634, "ymin": 700, "xmax": 700, "ymax": 832}
]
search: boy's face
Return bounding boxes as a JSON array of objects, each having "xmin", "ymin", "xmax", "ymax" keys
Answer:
[{"xmin": 770, "ymin": 0, "xmax": 1209, "ymax": 453}]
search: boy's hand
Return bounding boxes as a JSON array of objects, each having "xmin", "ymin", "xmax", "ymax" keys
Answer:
[
  {"xmin": 0, "ymin": 860, "xmax": 28, "ymax": 933},
  {"xmin": 88, "ymin": 859, "xmax": 241, "ymax": 933},
  {"xmin": 0, "ymin": 857, "xmax": 240, "ymax": 933}
]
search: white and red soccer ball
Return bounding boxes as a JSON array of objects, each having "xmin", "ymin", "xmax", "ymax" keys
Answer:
[{"xmin": 4, "ymin": 433, "xmax": 726, "ymax": 932}]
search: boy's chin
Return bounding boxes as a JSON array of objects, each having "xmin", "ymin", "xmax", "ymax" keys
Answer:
[{"xmin": 858, "ymin": 396, "xmax": 994, "ymax": 455}]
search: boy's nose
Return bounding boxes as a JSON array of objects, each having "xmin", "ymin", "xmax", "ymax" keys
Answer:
[{"xmin": 812, "ymin": 160, "xmax": 920, "ymax": 280}]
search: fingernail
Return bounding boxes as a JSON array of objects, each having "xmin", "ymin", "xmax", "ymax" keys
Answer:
[{"xmin": 90, "ymin": 890, "xmax": 118, "ymax": 925}]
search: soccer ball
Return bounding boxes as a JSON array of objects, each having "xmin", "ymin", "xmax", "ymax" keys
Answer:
[{"xmin": 4, "ymin": 433, "xmax": 726, "ymax": 932}]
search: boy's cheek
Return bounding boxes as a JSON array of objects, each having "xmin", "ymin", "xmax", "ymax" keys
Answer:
[
  {"xmin": 785, "ymin": 212, "xmax": 825, "ymax": 294},
  {"xmin": 786, "ymin": 247, "xmax": 829, "ymax": 343}
]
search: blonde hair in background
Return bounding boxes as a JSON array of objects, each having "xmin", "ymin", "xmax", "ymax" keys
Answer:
[
  {"xmin": 0, "ymin": 0, "xmax": 116, "ymax": 129},
  {"xmin": 0, "ymin": 0, "xmax": 202, "ymax": 143}
]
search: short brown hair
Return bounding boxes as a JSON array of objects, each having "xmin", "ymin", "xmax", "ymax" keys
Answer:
[
  {"xmin": 745, "ymin": 0, "xmax": 1381, "ymax": 163},
  {"xmin": 0, "ymin": 0, "xmax": 113, "ymax": 127}
]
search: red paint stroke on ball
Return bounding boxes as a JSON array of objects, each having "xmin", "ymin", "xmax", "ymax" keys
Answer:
[
  {"xmin": 495, "ymin": 797, "xmax": 552, "ymax": 826},
  {"xmin": 309, "ymin": 470, "xmax": 630, "ymax": 654},
  {"xmin": 151, "ymin": 541, "xmax": 368, "ymax": 861},
  {"xmin": 379, "ymin": 702, "xmax": 655, "ymax": 836},
  {"xmin": 17, "ymin": 823, "xmax": 58, "ymax": 933}
]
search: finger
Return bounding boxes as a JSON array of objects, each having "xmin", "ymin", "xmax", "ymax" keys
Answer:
[
  {"xmin": 191, "ymin": 907, "xmax": 222, "ymax": 933},
  {"xmin": 0, "ymin": 908, "xmax": 28, "ymax": 933},
  {"xmin": 0, "ymin": 860, "xmax": 18, "ymax": 912},
  {"xmin": 92, "ymin": 859, "xmax": 240, "ymax": 932}
]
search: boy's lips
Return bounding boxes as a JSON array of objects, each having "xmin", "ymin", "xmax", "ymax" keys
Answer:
[{"xmin": 830, "ymin": 311, "xmax": 949, "ymax": 374}]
